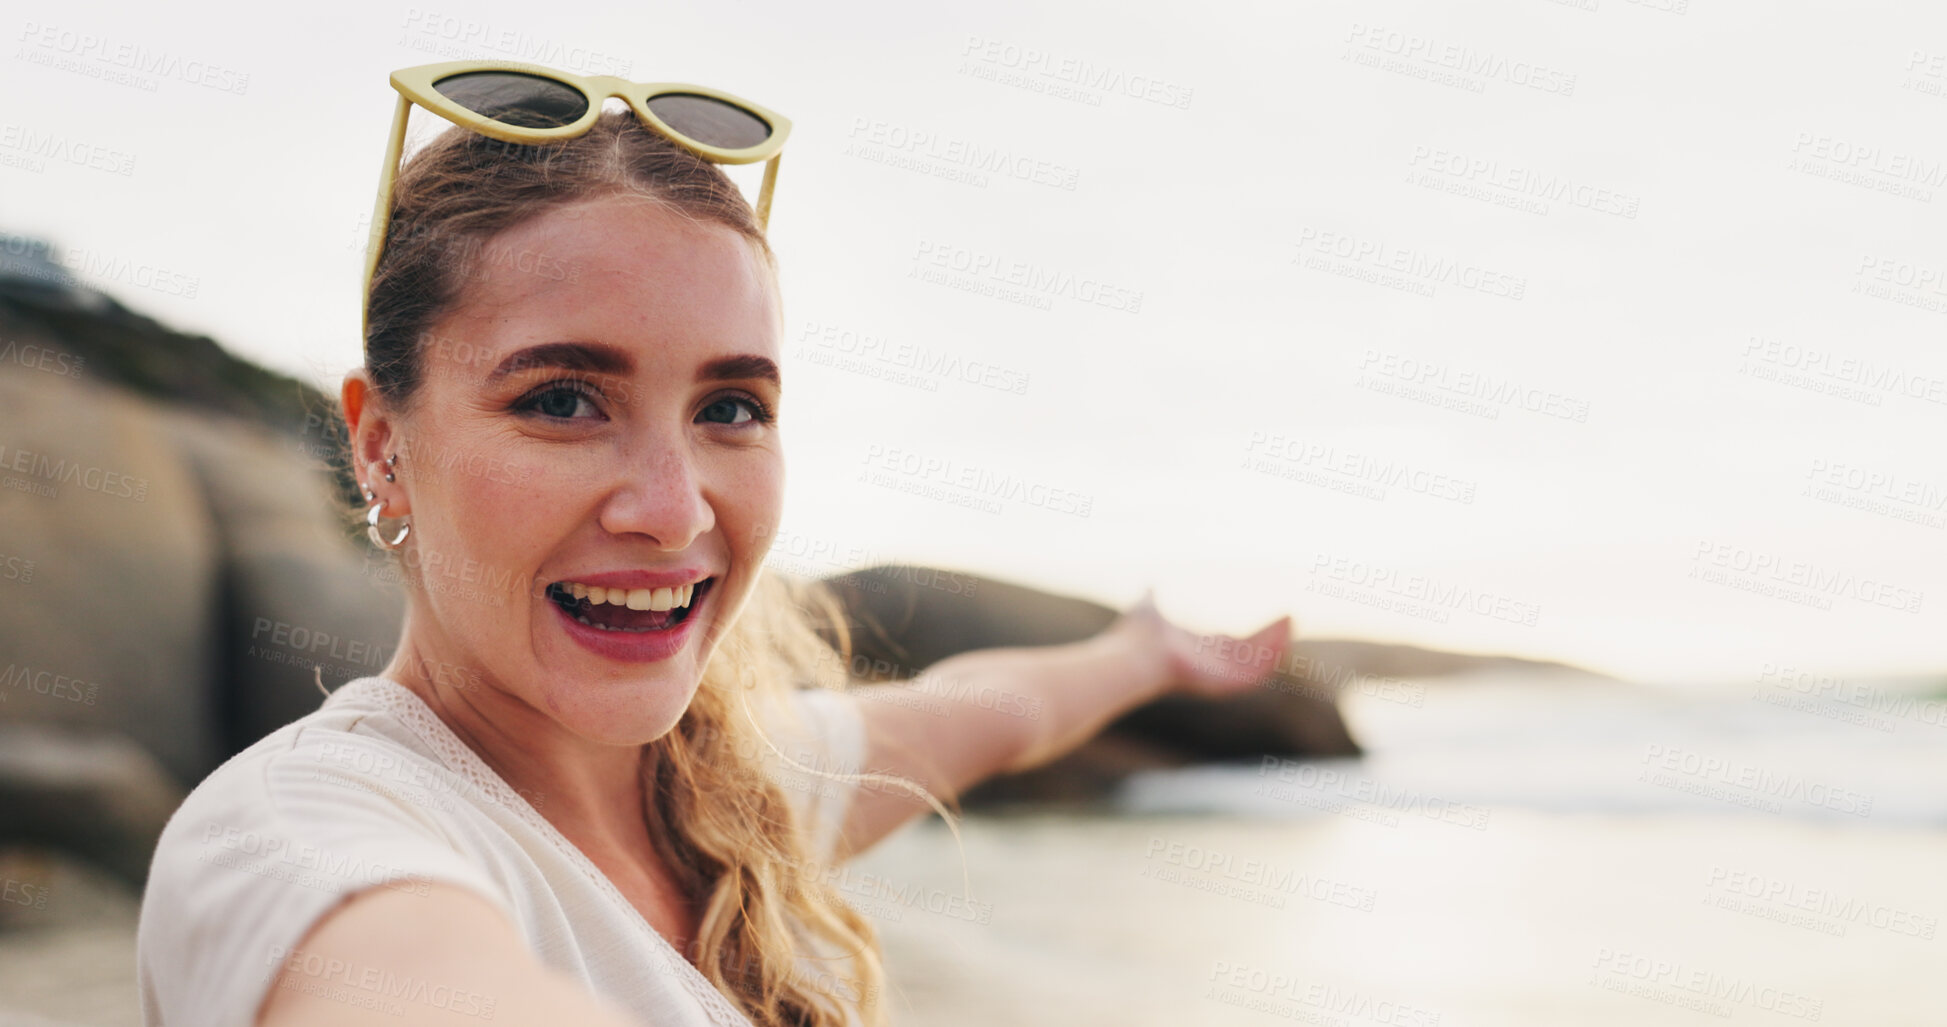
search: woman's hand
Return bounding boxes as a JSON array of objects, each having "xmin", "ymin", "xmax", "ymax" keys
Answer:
[{"xmin": 1109, "ymin": 588, "xmax": 1293, "ymax": 700}]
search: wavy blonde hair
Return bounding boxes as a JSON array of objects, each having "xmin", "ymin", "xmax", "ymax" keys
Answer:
[{"xmin": 355, "ymin": 105, "xmax": 922, "ymax": 1027}]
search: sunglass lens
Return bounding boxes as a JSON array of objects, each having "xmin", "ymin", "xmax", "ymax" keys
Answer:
[
  {"xmin": 646, "ymin": 93, "xmax": 772, "ymax": 151},
  {"xmin": 432, "ymin": 72, "xmax": 589, "ymax": 129}
]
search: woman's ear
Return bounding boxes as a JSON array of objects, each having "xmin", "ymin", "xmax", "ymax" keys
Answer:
[{"xmin": 341, "ymin": 369, "xmax": 402, "ymax": 508}]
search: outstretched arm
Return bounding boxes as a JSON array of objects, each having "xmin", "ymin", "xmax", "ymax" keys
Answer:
[{"xmin": 830, "ymin": 589, "xmax": 1290, "ymax": 861}]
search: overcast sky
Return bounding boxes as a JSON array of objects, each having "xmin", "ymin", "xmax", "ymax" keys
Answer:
[{"xmin": 4, "ymin": 0, "xmax": 1942, "ymax": 683}]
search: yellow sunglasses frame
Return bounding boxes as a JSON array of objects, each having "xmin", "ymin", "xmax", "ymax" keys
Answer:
[{"xmin": 361, "ymin": 60, "xmax": 792, "ymax": 334}]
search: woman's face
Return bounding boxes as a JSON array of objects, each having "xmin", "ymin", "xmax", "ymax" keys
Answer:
[{"xmin": 365, "ymin": 193, "xmax": 784, "ymax": 746}]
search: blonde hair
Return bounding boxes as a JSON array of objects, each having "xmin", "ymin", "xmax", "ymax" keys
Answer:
[{"xmin": 352, "ymin": 107, "xmax": 946, "ymax": 1027}]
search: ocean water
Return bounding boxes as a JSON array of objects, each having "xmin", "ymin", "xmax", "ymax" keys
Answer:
[
  {"xmin": 1121, "ymin": 671, "xmax": 1947, "ymax": 826},
  {"xmin": 851, "ymin": 674, "xmax": 1947, "ymax": 1025}
]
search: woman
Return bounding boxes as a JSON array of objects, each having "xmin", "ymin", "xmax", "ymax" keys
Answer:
[{"xmin": 135, "ymin": 64, "xmax": 1290, "ymax": 1027}]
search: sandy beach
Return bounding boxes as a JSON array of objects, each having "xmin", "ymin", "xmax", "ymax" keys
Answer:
[
  {"xmin": 7, "ymin": 809, "xmax": 1944, "ymax": 1025},
  {"xmin": 6, "ymin": 675, "xmax": 1944, "ymax": 1025}
]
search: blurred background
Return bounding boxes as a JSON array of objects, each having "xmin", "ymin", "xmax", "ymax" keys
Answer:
[{"xmin": 2, "ymin": 0, "xmax": 1944, "ymax": 1023}]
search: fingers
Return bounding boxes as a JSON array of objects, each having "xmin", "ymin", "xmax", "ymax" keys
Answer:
[
  {"xmin": 1226, "ymin": 615, "xmax": 1293, "ymax": 682},
  {"xmin": 1244, "ymin": 615, "xmax": 1293, "ymax": 659}
]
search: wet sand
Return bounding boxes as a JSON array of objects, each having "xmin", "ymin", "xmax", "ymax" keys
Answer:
[{"xmin": 5, "ymin": 809, "xmax": 1943, "ymax": 1025}]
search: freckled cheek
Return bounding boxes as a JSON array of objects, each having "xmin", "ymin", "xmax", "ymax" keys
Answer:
[
  {"xmin": 420, "ymin": 444, "xmax": 554, "ymax": 593},
  {"xmin": 715, "ymin": 458, "xmax": 786, "ymax": 570}
]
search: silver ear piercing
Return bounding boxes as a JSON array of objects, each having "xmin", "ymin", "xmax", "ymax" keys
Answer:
[{"xmin": 364, "ymin": 452, "xmax": 410, "ymax": 550}]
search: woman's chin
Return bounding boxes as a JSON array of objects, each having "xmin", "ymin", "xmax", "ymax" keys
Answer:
[{"xmin": 540, "ymin": 686, "xmax": 694, "ymax": 748}]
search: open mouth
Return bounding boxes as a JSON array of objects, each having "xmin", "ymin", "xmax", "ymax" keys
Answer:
[{"xmin": 544, "ymin": 577, "xmax": 715, "ymax": 633}]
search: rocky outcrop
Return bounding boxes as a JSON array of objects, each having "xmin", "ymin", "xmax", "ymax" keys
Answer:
[
  {"xmin": 0, "ymin": 269, "xmax": 407, "ymax": 882},
  {"xmin": 811, "ymin": 565, "xmax": 1599, "ymax": 807}
]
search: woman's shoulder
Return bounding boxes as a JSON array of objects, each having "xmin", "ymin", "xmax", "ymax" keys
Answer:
[
  {"xmin": 166, "ymin": 676, "xmax": 453, "ymax": 816},
  {"xmin": 137, "ymin": 676, "xmax": 516, "ymax": 1027}
]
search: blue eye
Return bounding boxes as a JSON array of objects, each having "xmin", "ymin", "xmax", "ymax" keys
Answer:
[
  {"xmin": 699, "ymin": 394, "xmax": 774, "ymax": 426},
  {"xmin": 518, "ymin": 383, "xmax": 602, "ymax": 420}
]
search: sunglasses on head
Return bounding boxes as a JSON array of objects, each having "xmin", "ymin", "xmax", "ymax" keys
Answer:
[{"xmin": 362, "ymin": 60, "xmax": 792, "ymax": 334}]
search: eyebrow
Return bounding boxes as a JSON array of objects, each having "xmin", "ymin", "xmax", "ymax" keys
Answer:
[
  {"xmin": 483, "ymin": 344, "xmax": 780, "ymax": 388},
  {"xmin": 486, "ymin": 342, "xmax": 631, "ymax": 382},
  {"xmin": 698, "ymin": 354, "xmax": 781, "ymax": 387}
]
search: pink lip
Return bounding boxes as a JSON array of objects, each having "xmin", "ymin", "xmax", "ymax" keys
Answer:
[
  {"xmin": 555, "ymin": 568, "xmax": 714, "ymax": 590},
  {"xmin": 550, "ymin": 577, "xmax": 713, "ymax": 663}
]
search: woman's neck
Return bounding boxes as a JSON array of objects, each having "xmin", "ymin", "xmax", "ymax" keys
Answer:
[{"xmin": 381, "ymin": 641, "xmax": 657, "ymax": 856}]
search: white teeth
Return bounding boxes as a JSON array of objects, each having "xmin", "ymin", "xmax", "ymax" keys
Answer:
[{"xmin": 555, "ymin": 579, "xmax": 704, "ymax": 609}]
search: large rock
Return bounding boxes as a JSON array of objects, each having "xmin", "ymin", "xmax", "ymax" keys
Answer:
[
  {"xmin": 0, "ymin": 359, "xmax": 224, "ymax": 789},
  {"xmin": 808, "ymin": 564, "xmax": 1365, "ymax": 806},
  {"xmin": 0, "ymin": 275, "xmax": 403, "ymax": 884}
]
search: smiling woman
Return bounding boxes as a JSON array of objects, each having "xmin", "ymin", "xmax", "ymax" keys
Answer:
[{"xmin": 131, "ymin": 65, "xmax": 1290, "ymax": 1027}]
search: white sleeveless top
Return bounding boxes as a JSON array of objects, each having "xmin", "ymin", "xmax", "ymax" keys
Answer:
[{"xmin": 135, "ymin": 675, "xmax": 868, "ymax": 1027}]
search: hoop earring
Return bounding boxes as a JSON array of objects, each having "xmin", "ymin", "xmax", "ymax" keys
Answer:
[{"xmin": 366, "ymin": 494, "xmax": 411, "ymax": 550}]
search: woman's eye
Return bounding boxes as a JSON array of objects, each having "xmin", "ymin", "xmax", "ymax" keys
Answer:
[
  {"xmin": 520, "ymin": 385, "xmax": 600, "ymax": 420},
  {"xmin": 699, "ymin": 396, "xmax": 765, "ymax": 425}
]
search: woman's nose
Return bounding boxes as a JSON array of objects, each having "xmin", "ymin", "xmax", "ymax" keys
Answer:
[{"xmin": 596, "ymin": 440, "xmax": 714, "ymax": 550}]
